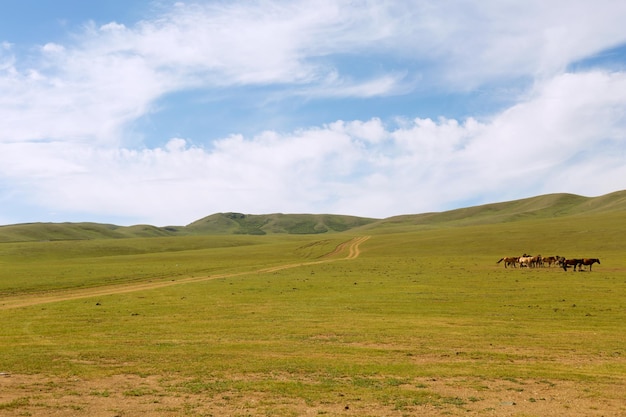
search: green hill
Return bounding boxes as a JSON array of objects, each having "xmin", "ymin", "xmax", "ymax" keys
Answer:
[
  {"xmin": 370, "ymin": 190, "xmax": 626, "ymax": 231},
  {"xmin": 0, "ymin": 222, "xmax": 128, "ymax": 242},
  {"xmin": 185, "ymin": 212, "xmax": 377, "ymax": 235},
  {"xmin": 1, "ymin": 190, "xmax": 625, "ymax": 242}
]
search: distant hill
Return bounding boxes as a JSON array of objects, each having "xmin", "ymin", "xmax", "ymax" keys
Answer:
[
  {"xmin": 372, "ymin": 190, "xmax": 626, "ymax": 230},
  {"xmin": 0, "ymin": 222, "xmax": 180, "ymax": 243},
  {"xmin": 0, "ymin": 214, "xmax": 378, "ymax": 242},
  {"xmin": 185, "ymin": 212, "xmax": 377, "ymax": 235},
  {"xmin": 1, "ymin": 190, "xmax": 625, "ymax": 242}
]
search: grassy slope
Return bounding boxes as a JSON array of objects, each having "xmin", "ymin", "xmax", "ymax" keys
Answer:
[
  {"xmin": 184, "ymin": 212, "xmax": 378, "ymax": 235},
  {"xmin": 369, "ymin": 190, "xmax": 626, "ymax": 231},
  {"xmin": 0, "ymin": 213, "xmax": 379, "ymax": 242}
]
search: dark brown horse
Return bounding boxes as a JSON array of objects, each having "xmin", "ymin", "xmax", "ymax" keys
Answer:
[
  {"xmin": 580, "ymin": 258, "xmax": 601, "ymax": 271},
  {"xmin": 561, "ymin": 259, "xmax": 583, "ymax": 271}
]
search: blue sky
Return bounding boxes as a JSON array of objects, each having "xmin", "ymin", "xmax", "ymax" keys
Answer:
[{"xmin": 2, "ymin": 1, "xmax": 626, "ymax": 226}]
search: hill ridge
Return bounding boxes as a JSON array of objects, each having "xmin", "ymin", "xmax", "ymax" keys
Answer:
[{"xmin": 1, "ymin": 190, "xmax": 625, "ymax": 242}]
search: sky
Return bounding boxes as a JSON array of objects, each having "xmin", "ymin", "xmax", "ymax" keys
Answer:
[{"xmin": 2, "ymin": 0, "xmax": 626, "ymax": 226}]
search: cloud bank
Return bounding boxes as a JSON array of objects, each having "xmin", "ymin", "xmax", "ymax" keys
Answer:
[{"xmin": 1, "ymin": 0, "xmax": 626, "ymax": 225}]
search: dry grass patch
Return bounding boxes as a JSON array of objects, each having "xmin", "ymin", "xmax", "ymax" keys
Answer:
[{"xmin": 1, "ymin": 373, "xmax": 624, "ymax": 416}]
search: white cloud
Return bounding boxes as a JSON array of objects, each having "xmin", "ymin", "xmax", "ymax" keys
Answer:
[
  {"xmin": 2, "ymin": 69, "xmax": 624, "ymax": 225},
  {"xmin": 329, "ymin": 118, "xmax": 388, "ymax": 144},
  {"xmin": 399, "ymin": 0, "xmax": 626, "ymax": 87},
  {"xmin": 0, "ymin": 42, "xmax": 15, "ymax": 71},
  {"xmin": 6, "ymin": 1, "xmax": 624, "ymax": 145},
  {"xmin": 41, "ymin": 43, "xmax": 65, "ymax": 53}
]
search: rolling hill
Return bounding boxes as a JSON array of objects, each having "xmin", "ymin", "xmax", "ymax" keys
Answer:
[
  {"xmin": 185, "ymin": 212, "xmax": 377, "ymax": 235},
  {"xmin": 1, "ymin": 190, "xmax": 625, "ymax": 242},
  {"xmin": 369, "ymin": 190, "xmax": 626, "ymax": 230}
]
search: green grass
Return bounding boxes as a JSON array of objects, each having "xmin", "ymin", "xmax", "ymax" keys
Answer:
[
  {"xmin": 0, "ymin": 235, "xmax": 344, "ymax": 295},
  {"xmin": 0, "ymin": 203, "xmax": 625, "ymax": 413}
]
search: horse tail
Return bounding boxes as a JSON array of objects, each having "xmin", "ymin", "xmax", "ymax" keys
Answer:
[{"xmin": 497, "ymin": 258, "xmax": 504, "ymax": 264}]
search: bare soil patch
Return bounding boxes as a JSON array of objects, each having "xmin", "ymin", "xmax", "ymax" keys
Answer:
[{"xmin": 1, "ymin": 373, "xmax": 624, "ymax": 416}]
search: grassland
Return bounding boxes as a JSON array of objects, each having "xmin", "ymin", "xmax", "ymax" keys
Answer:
[{"xmin": 0, "ymin": 194, "xmax": 625, "ymax": 416}]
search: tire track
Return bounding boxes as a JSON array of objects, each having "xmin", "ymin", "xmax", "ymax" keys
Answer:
[
  {"xmin": 0, "ymin": 236, "xmax": 371, "ymax": 310},
  {"xmin": 345, "ymin": 235, "xmax": 370, "ymax": 259}
]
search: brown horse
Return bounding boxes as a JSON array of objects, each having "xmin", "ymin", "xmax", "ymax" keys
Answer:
[
  {"xmin": 561, "ymin": 259, "xmax": 583, "ymax": 271},
  {"xmin": 580, "ymin": 258, "xmax": 601, "ymax": 271},
  {"xmin": 531, "ymin": 255, "xmax": 542, "ymax": 268},
  {"xmin": 542, "ymin": 256, "xmax": 559, "ymax": 267},
  {"xmin": 497, "ymin": 257, "xmax": 519, "ymax": 268}
]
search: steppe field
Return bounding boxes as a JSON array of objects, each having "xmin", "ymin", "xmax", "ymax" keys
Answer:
[{"xmin": 1, "ymin": 195, "xmax": 625, "ymax": 416}]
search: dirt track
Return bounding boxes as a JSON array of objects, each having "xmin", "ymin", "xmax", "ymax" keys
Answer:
[{"xmin": 0, "ymin": 236, "xmax": 371, "ymax": 310}]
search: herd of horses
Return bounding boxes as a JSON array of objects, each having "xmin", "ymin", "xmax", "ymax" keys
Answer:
[{"xmin": 497, "ymin": 255, "xmax": 601, "ymax": 271}]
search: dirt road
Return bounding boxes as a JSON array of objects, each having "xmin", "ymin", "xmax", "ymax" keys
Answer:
[{"xmin": 0, "ymin": 236, "xmax": 371, "ymax": 310}]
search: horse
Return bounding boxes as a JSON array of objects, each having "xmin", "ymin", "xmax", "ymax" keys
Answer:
[
  {"xmin": 542, "ymin": 256, "xmax": 559, "ymax": 267},
  {"xmin": 561, "ymin": 258, "xmax": 583, "ymax": 271},
  {"xmin": 518, "ymin": 255, "xmax": 535, "ymax": 268},
  {"xmin": 580, "ymin": 258, "xmax": 600, "ymax": 271},
  {"xmin": 497, "ymin": 257, "xmax": 519, "ymax": 268},
  {"xmin": 531, "ymin": 255, "xmax": 542, "ymax": 268}
]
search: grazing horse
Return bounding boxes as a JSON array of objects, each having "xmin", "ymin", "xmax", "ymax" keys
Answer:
[
  {"xmin": 580, "ymin": 258, "xmax": 601, "ymax": 271},
  {"xmin": 561, "ymin": 259, "xmax": 583, "ymax": 271},
  {"xmin": 497, "ymin": 257, "xmax": 519, "ymax": 268}
]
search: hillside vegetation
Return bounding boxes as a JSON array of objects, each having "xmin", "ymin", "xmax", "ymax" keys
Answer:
[
  {"xmin": 1, "ymin": 190, "xmax": 625, "ymax": 242},
  {"xmin": 370, "ymin": 190, "xmax": 626, "ymax": 231}
]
